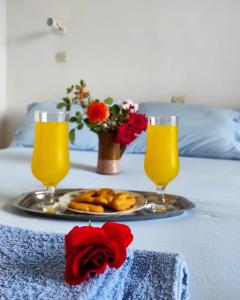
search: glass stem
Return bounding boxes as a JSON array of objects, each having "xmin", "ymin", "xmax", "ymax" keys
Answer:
[
  {"xmin": 156, "ymin": 185, "xmax": 166, "ymax": 206},
  {"xmin": 44, "ymin": 186, "xmax": 55, "ymax": 205}
]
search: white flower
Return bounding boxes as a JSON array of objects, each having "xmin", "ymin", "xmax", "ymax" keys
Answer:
[{"xmin": 121, "ymin": 99, "xmax": 139, "ymax": 112}]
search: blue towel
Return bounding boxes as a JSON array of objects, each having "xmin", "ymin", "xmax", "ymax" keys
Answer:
[{"xmin": 0, "ymin": 224, "xmax": 188, "ymax": 300}]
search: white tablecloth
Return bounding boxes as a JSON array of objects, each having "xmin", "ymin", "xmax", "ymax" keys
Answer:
[{"xmin": 0, "ymin": 148, "xmax": 240, "ymax": 300}]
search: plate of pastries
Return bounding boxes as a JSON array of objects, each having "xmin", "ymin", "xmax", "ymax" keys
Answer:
[{"xmin": 58, "ymin": 188, "xmax": 146, "ymax": 215}]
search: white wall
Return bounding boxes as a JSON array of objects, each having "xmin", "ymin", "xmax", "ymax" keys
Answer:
[
  {"xmin": 0, "ymin": 0, "xmax": 6, "ymax": 147},
  {"xmin": 5, "ymin": 0, "xmax": 240, "ymax": 146}
]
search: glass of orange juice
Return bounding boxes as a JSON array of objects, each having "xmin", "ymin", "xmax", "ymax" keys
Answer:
[
  {"xmin": 144, "ymin": 116, "xmax": 179, "ymax": 210},
  {"xmin": 31, "ymin": 111, "xmax": 70, "ymax": 211}
]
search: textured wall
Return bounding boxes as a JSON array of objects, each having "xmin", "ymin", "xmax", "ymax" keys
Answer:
[{"xmin": 0, "ymin": 0, "xmax": 6, "ymax": 147}]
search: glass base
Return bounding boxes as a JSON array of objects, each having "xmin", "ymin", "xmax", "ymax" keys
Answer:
[
  {"xmin": 35, "ymin": 200, "xmax": 58, "ymax": 213},
  {"xmin": 146, "ymin": 192, "xmax": 177, "ymax": 213},
  {"xmin": 42, "ymin": 202, "xmax": 59, "ymax": 213},
  {"xmin": 38, "ymin": 186, "xmax": 57, "ymax": 212}
]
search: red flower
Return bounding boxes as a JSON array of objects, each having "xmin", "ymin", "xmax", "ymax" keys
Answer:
[
  {"xmin": 65, "ymin": 222, "xmax": 133, "ymax": 285},
  {"xmin": 114, "ymin": 123, "xmax": 136, "ymax": 145},
  {"xmin": 87, "ymin": 101, "xmax": 110, "ymax": 123},
  {"xmin": 128, "ymin": 113, "xmax": 147, "ymax": 134}
]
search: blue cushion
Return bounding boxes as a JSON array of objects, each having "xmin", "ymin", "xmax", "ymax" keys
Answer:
[
  {"xmin": 10, "ymin": 102, "xmax": 98, "ymax": 151},
  {"xmin": 126, "ymin": 102, "xmax": 240, "ymax": 160}
]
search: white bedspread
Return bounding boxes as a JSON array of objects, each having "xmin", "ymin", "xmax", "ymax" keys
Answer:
[{"xmin": 0, "ymin": 148, "xmax": 239, "ymax": 300}]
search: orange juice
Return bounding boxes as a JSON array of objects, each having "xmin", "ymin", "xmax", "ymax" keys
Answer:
[
  {"xmin": 144, "ymin": 124, "xmax": 179, "ymax": 187},
  {"xmin": 31, "ymin": 122, "xmax": 70, "ymax": 187}
]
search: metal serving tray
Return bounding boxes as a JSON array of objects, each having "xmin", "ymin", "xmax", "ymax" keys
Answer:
[{"xmin": 13, "ymin": 189, "xmax": 195, "ymax": 222}]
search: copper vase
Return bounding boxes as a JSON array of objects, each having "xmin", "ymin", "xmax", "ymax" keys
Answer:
[{"xmin": 97, "ymin": 132, "xmax": 125, "ymax": 175}]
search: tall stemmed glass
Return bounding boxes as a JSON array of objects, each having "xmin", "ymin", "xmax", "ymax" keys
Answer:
[
  {"xmin": 31, "ymin": 111, "xmax": 70, "ymax": 211},
  {"xmin": 144, "ymin": 116, "xmax": 179, "ymax": 210}
]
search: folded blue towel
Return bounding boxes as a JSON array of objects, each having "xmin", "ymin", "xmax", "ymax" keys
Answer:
[
  {"xmin": 123, "ymin": 250, "xmax": 188, "ymax": 300},
  {"xmin": 0, "ymin": 224, "xmax": 188, "ymax": 300}
]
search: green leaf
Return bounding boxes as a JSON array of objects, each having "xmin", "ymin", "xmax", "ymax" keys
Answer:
[
  {"xmin": 76, "ymin": 111, "xmax": 82, "ymax": 118},
  {"xmin": 66, "ymin": 103, "xmax": 71, "ymax": 111},
  {"xmin": 66, "ymin": 85, "xmax": 74, "ymax": 94},
  {"xmin": 69, "ymin": 116, "xmax": 77, "ymax": 122},
  {"xmin": 63, "ymin": 97, "xmax": 71, "ymax": 104},
  {"xmin": 75, "ymin": 85, "xmax": 81, "ymax": 90},
  {"xmin": 56, "ymin": 103, "xmax": 66, "ymax": 109},
  {"xmin": 77, "ymin": 123, "xmax": 83, "ymax": 130},
  {"xmin": 69, "ymin": 129, "xmax": 75, "ymax": 144},
  {"xmin": 110, "ymin": 104, "xmax": 120, "ymax": 115},
  {"xmin": 80, "ymin": 80, "xmax": 86, "ymax": 88},
  {"xmin": 104, "ymin": 97, "xmax": 113, "ymax": 105},
  {"xmin": 62, "ymin": 98, "xmax": 71, "ymax": 111}
]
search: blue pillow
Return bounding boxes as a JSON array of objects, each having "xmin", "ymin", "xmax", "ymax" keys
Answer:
[
  {"xmin": 126, "ymin": 102, "xmax": 240, "ymax": 160},
  {"xmin": 10, "ymin": 102, "xmax": 98, "ymax": 151}
]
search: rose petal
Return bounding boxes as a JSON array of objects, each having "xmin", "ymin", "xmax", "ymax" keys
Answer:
[
  {"xmin": 65, "ymin": 264, "xmax": 90, "ymax": 286},
  {"xmin": 81, "ymin": 246, "xmax": 112, "ymax": 274},
  {"xmin": 65, "ymin": 244, "xmax": 113, "ymax": 285},
  {"xmin": 102, "ymin": 222, "xmax": 133, "ymax": 248},
  {"xmin": 108, "ymin": 239, "xmax": 127, "ymax": 269},
  {"xmin": 71, "ymin": 245, "xmax": 94, "ymax": 277},
  {"xmin": 82, "ymin": 246, "xmax": 111, "ymax": 266},
  {"xmin": 128, "ymin": 113, "xmax": 147, "ymax": 134},
  {"xmin": 65, "ymin": 247, "xmax": 92, "ymax": 286},
  {"xmin": 65, "ymin": 226, "xmax": 111, "ymax": 252},
  {"xmin": 89, "ymin": 253, "xmax": 108, "ymax": 274},
  {"xmin": 65, "ymin": 246, "xmax": 109, "ymax": 285},
  {"xmin": 114, "ymin": 123, "xmax": 136, "ymax": 145}
]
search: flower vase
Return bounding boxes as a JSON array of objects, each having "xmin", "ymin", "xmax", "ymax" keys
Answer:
[{"xmin": 97, "ymin": 132, "xmax": 125, "ymax": 175}]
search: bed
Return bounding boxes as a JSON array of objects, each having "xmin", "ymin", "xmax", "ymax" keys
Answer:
[{"xmin": 1, "ymin": 101, "xmax": 240, "ymax": 299}]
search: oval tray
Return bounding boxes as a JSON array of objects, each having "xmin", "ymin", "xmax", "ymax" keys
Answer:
[{"xmin": 13, "ymin": 188, "xmax": 195, "ymax": 222}]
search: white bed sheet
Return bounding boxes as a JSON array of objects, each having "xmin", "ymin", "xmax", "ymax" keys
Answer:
[{"xmin": 0, "ymin": 148, "xmax": 239, "ymax": 300}]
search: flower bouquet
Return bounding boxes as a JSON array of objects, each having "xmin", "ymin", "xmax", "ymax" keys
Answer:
[{"xmin": 57, "ymin": 80, "xmax": 147, "ymax": 174}]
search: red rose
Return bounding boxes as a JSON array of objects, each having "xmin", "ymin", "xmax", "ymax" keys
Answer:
[
  {"xmin": 114, "ymin": 123, "xmax": 137, "ymax": 145},
  {"xmin": 87, "ymin": 101, "xmax": 109, "ymax": 123},
  {"xmin": 128, "ymin": 113, "xmax": 147, "ymax": 134},
  {"xmin": 65, "ymin": 222, "xmax": 133, "ymax": 285}
]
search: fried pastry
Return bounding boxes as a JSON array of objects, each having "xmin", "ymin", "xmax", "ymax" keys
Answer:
[
  {"xmin": 68, "ymin": 189, "xmax": 136, "ymax": 213},
  {"xmin": 98, "ymin": 188, "xmax": 114, "ymax": 197},
  {"xmin": 73, "ymin": 195, "xmax": 108, "ymax": 205},
  {"xmin": 68, "ymin": 201, "xmax": 104, "ymax": 213},
  {"xmin": 109, "ymin": 192, "xmax": 136, "ymax": 211},
  {"xmin": 71, "ymin": 190, "xmax": 106, "ymax": 205},
  {"xmin": 72, "ymin": 189, "xmax": 114, "ymax": 206},
  {"xmin": 71, "ymin": 190, "xmax": 96, "ymax": 201}
]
